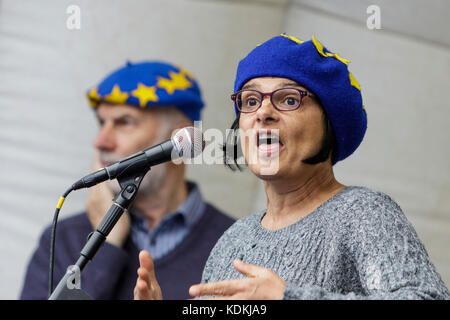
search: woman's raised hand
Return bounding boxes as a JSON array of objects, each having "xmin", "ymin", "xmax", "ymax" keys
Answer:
[{"xmin": 134, "ymin": 250, "xmax": 163, "ymax": 300}]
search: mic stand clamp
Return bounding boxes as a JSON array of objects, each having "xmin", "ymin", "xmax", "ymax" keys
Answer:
[{"xmin": 49, "ymin": 169, "xmax": 149, "ymax": 300}]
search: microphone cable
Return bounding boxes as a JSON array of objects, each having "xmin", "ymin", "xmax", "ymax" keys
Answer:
[{"xmin": 48, "ymin": 186, "xmax": 74, "ymax": 298}]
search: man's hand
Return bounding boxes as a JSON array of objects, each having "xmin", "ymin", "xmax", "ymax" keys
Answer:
[
  {"xmin": 134, "ymin": 250, "xmax": 163, "ymax": 300},
  {"xmin": 189, "ymin": 259, "xmax": 286, "ymax": 300},
  {"xmin": 86, "ymin": 152, "xmax": 130, "ymax": 248}
]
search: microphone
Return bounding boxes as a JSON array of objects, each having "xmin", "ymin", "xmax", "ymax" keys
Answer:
[{"xmin": 71, "ymin": 126, "xmax": 203, "ymax": 191}]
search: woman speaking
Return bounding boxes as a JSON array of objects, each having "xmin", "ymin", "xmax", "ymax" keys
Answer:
[{"xmin": 134, "ymin": 34, "xmax": 450, "ymax": 299}]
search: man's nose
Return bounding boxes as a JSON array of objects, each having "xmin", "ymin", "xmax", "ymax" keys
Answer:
[{"xmin": 94, "ymin": 123, "xmax": 116, "ymax": 151}]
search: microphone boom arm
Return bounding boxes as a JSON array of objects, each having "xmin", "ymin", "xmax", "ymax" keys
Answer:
[{"xmin": 49, "ymin": 167, "xmax": 149, "ymax": 300}]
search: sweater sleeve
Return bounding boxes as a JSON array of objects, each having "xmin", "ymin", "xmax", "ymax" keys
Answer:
[
  {"xmin": 282, "ymin": 192, "xmax": 450, "ymax": 300},
  {"xmin": 20, "ymin": 216, "xmax": 131, "ymax": 300}
]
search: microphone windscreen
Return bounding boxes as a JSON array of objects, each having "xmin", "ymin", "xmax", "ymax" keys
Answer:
[{"xmin": 173, "ymin": 126, "xmax": 204, "ymax": 159}]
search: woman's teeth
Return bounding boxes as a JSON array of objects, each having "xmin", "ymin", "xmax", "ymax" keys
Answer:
[{"xmin": 257, "ymin": 132, "xmax": 283, "ymax": 156}]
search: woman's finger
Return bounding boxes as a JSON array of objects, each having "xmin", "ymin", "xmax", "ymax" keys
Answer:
[
  {"xmin": 137, "ymin": 250, "xmax": 163, "ymax": 299},
  {"xmin": 134, "ymin": 277, "xmax": 150, "ymax": 300},
  {"xmin": 189, "ymin": 279, "xmax": 246, "ymax": 297},
  {"xmin": 233, "ymin": 259, "xmax": 265, "ymax": 278},
  {"xmin": 137, "ymin": 267, "xmax": 150, "ymax": 287},
  {"xmin": 139, "ymin": 251, "xmax": 160, "ymax": 290},
  {"xmin": 139, "ymin": 250, "xmax": 154, "ymax": 270}
]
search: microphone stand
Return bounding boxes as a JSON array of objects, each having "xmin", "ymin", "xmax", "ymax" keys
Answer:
[{"xmin": 48, "ymin": 167, "xmax": 149, "ymax": 300}]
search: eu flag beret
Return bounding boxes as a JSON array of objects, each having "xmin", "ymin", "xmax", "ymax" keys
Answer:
[
  {"xmin": 234, "ymin": 34, "xmax": 367, "ymax": 164},
  {"xmin": 87, "ymin": 61, "xmax": 204, "ymax": 121}
]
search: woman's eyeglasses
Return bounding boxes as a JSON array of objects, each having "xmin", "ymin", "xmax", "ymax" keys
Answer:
[{"xmin": 231, "ymin": 88, "xmax": 315, "ymax": 113}]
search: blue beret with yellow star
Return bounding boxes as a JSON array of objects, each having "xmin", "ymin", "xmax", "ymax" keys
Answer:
[
  {"xmin": 87, "ymin": 61, "xmax": 204, "ymax": 121},
  {"xmin": 234, "ymin": 34, "xmax": 367, "ymax": 164}
]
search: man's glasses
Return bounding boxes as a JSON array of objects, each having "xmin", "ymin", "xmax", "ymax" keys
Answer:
[{"xmin": 231, "ymin": 88, "xmax": 315, "ymax": 113}]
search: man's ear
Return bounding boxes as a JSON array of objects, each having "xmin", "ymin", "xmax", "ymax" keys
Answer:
[
  {"xmin": 158, "ymin": 106, "xmax": 194, "ymax": 138},
  {"xmin": 173, "ymin": 121, "xmax": 194, "ymax": 131},
  {"xmin": 168, "ymin": 118, "xmax": 194, "ymax": 139}
]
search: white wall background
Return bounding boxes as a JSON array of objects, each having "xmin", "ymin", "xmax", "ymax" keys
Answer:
[{"xmin": 0, "ymin": 0, "xmax": 448, "ymax": 299}]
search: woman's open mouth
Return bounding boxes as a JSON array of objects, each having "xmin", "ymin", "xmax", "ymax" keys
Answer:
[{"xmin": 256, "ymin": 129, "xmax": 284, "ymax": 158}]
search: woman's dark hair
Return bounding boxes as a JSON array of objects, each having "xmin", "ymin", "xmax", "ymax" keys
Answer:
[
  {"xmin": 302, "ymin": 112, "xmax": 337, "ymax": 165},
  {"xmin": 223, "ymin": 114, "xmax": 244, "ymax": 171},
  {"xmin": 222, "ymin": 110, "xmax": 336, "ymax": 171}
]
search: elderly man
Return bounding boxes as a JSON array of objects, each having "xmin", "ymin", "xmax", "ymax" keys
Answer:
[{"xmin": 20, "ymin": 61, "xmax": 234, "ymax": 300}]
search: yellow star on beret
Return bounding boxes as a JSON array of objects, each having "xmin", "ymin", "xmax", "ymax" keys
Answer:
[
  {"xmin": 280, "ymin": 33, "xmax": 304, "ymax": 44},
  {"xmin": 180, "ymin": 67, "xmax": 195, "ymax": 80},
  {"xmin": 349, "ymin": 73, "xmax": 361, "ymax": 91},
  {"xmin": 312, "ymin": 35, "xmax": 350, "ymax": 66},
  {"xmin": 156, "ymin": 71, "xmax": 192, "ymax": 95},
  {"xmin": 131, "ymin": 83, "xmax": 159, "ymax": 107},
  {"xmin": 87, "ymin": 87, "xmax": 101, "ymax": 108},
  {"xmin": 104, "ymin": 84, "xmax": 129, "ymax": 104}
]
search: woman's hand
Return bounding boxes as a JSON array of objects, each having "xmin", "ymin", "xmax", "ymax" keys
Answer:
[
  {"xmin": 189, "ymin": 259, "xmax": 285, "ymax": 300},
  {"xmin": 134, "ymin": 250, "xmax": 163, "ymax": 300}
]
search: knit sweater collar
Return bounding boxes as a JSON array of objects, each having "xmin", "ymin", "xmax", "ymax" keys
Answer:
[{"xmin": 247, "ymin": 186, "xmax": 355, "ymax": 240}]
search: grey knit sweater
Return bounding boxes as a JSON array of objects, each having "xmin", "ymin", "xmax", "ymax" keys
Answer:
[{"xmin": 201, "ymin": 186, "xmax": 450, "ymax": 299}]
